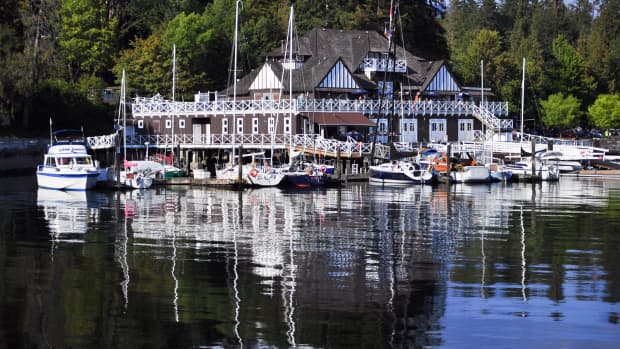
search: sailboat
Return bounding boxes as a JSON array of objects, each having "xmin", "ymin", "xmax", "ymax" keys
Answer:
[
  {"xmin": 276, "ymin": 3, "xmax": 327, "ymax": 188},
  {"xmin": 368, "ymin": 2, "xmax": 436, "ymax": 186},
  {"xmin": 117, "ymin": 70, "xmax": 154, "ymax": 189},
  {"xmin": 507, "ymin": 58, "xmax": 560, "ymax": 181}
]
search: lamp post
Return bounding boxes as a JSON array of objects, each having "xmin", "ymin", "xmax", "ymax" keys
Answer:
[{"xmin": 145, "ymin": 142, "xmax": 149, "ymax": 160}]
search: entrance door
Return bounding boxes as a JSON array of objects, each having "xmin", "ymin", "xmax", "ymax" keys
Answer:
[
  {"xmin": 458, "ymin": 119, "xmax": 474, "ymax": 142},
  {"xmin": 429, "ymin": 118, "xmax": 447, "ymax": 143},
  {"xmin": 193, "ymin": 123, "xmax": 202, "ymax": 144},
  {"xmin": 400, "ymin": 119, "xmax": 418, "ymax": 144}
]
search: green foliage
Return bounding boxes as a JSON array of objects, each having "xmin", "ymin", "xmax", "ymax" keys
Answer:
[
  {"xmin": 584, "ymin": 0, "xmax": 620, "ymax": 94},
  {"xmin": 59, "ymin": 0, "xmax": 117, "ymax": 81},
  {"xmin": 540, "ymin": 93, "xmax": 582, "ymax": 128},
  {"xmin": 548, "ymin": 35, "xmax": 595, "ymax": 101},
  {"xmin": 588, "ymin": 94, "xmax": 620, "ymax": 129}
]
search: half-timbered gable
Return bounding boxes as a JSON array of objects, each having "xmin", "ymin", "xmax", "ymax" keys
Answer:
[{"xmin": 318, "ymin": 59, "xmax": 360, "ymax": 90}]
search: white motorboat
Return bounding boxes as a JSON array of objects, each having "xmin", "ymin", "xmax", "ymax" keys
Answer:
[
  {"xmin": 36, "ymin": 130, "xmax": 102, "ymax": 191},
  {"xmin": 506, "ymin": 159, "xmax": 560, "ymax": 181},
  {"xmin": 450, "ymin": 165, "xmax": 492, "ymax": 183}
]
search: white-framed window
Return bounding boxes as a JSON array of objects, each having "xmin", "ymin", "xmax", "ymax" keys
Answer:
[
  {"xmin": 284, "ymin": 117, "xmax": 291, "ymax": 135},
  {"xmin": 179, "ymin": 119, "xmax": 185, "ymax": 129},
  {"xmin": 237, "ymin": 118, "xmax": 243, "ymax": 134},
  {"xmin": 165, "ymin": 119, "xmax": 172, "ymax": 128},
  {"xmin": 268, "ymin": 117, "xmax": 275, "ymax": 134},
  {"xmin": 378, "ymin": 120, "xmax": 387, "ymax": 133},
  {"xmin": 252, "ymin": 118, "xmax": 259, "ymax": 134},
  {"xmin": 222, "ymin": 118, "xmax": 228, "ymax": 134},
  {"xmin": 137, "ymin": 120, "xmax": 144, "ymax": 129}
]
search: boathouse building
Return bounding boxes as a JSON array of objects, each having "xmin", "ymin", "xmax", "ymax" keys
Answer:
[{"xmin": 122, "ymin": 28, "xmax": 511, "ymax": 160}]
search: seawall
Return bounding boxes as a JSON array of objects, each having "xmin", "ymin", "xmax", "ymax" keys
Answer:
[{"xmin": 0, "ymin": 138, "xmax": 47, "ymax": 176}]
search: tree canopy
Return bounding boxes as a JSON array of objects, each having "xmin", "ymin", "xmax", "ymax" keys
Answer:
[{"xmin": 1, "ymin": 0, "xmax": 619, "ymax": 136}]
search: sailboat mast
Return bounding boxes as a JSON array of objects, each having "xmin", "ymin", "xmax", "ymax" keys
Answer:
[
  {"xmin": 386, "ymin": 0, "xmax": 398, "ymax": 146},
  {"xmin": 288, "ymin": 4, "xmax": 293, "ymax": 119},
  {"xmin": 231, "ymin": 0, "xmax": 241, "ymax": 164},
  {"xmin": 121, "ymin": 69, "xmax": 127, "ymax": 161},
  {"xmin": 520, "ymin": 57, "xmax": 526, "ymax": 138},
  {"xmin": 171, "ymin": 44, "xmax": 176, "ymax": 162}
]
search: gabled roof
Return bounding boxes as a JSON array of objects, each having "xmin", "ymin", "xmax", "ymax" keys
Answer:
[{"xmin": 228, "ymin": 28, "xmax": 461, "ymax": 96}]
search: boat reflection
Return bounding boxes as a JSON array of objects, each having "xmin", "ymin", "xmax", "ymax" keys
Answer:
[{"xmin": 37, "ymin": 188, "xmax": 109, "ymax": 243}]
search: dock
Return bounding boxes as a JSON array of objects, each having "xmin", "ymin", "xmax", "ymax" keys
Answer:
[{"xmin": 564, "ymin": 169, "xmax": 620, "ymax": 179}]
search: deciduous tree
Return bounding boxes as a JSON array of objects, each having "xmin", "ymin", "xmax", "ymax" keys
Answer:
[
  {"xmin": 588, "ymin": 94, "xmax": 620, "ymax": 129},
  {"xmin": 540, "ymin": 92, "xmax": 582, "ymax": 128}
]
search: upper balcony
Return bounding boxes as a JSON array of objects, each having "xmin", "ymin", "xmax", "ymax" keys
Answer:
[{"xmin": 131, "ymin": 98, "xmax": 509, "ymax": 118}]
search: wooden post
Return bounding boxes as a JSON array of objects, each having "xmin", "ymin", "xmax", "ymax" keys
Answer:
[{"xmin": 446, "ymin": 143, "xmax": 452, "ymax": 174}]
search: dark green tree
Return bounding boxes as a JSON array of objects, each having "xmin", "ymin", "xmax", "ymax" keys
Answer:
[{"xmin": 59, "ymin": 0, "xmax": 116, "ymax": 82}]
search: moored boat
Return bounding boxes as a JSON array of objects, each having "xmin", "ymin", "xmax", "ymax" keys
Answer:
[
  {"xmin": 450, "ymin": 165, "xmax": 492, "ymax": 183},
  {"xmin": 505, "ymin": 159, "xmax": 560, "ymax": 181},
  {"xmin": 36, "ymin": 130, "xmax": 102, "ymax": 191},
  {"xmin": 281, "ymin": 161, "xmax": 328, "ymax": 188},
  {"xmin": 369, "ymin": 160, "xmax": 436, "ymax": 186},
  {"xmin": 119, "ymin": 160, "xmax": 154, "ymax": 189},
  {"xmin": 246, "ymin": 161, "xmax": 286, "ymax": 187}
]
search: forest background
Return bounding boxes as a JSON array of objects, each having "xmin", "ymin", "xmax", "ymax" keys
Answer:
[{"xmin": 0, "ymin": 0, "xmax": 619, "ymax": 137}]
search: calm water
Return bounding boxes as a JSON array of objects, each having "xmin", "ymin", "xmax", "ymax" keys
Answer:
[{"xmin": 0, "ymin": 176, "xmax": 619, "ymax": 348}]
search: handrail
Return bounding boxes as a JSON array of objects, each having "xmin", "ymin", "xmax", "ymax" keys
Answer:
[{"xmin": 131, "ymin": 97, "xmax": 510, "ymax": 118}]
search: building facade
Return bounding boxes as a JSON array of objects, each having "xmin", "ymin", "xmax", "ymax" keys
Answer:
[{"xmin": 130, "ymin": 28, "xmax": 511, "ymax": 148}]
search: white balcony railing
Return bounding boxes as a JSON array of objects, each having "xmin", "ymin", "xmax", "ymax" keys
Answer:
[{"xmin": 131, "ymin": 98, "xmax": 510, "ymax": 118}]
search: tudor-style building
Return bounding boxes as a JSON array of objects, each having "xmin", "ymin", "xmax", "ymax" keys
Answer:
[{"xmin": 129, "ymin": 28, "xmax": 510, "ymax": 151}]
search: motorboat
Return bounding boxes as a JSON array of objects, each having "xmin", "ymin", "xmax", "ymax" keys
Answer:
[
  {"xmin": 450, "ymin": 165, "xmax": 492, "ymax": 183},
  {"xmin": 369, "ymin": 160, "xmax": 436, "ymax": 186},
  {"xmin": 505, "ymin": 159, "xmax": 560, "ymax": 181},
  {"xmin": 36, "ymin": 130, "xmax": 102, "ymax": 191},
  {"xmin": 486, "ymin": 159, "xmax": 513, "ymax": 182}
]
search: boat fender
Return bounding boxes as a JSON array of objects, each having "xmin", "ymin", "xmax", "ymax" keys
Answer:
[{"xmin": 249, "ymin": 168, "xmax": 258, "ymax": 177}]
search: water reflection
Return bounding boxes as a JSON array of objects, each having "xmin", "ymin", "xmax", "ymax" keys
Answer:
[
  {"xmin": 37, "ymin": 188, "xmax": 108, "ymax": 243},
  {"xmin": 3, "ymin": 178, "xmax": 617, "ymax": 347}
]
